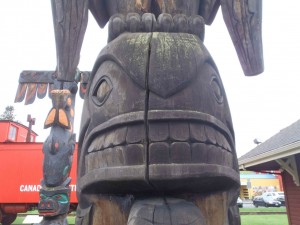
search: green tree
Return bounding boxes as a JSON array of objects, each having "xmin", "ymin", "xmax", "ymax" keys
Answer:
[{"xmin": 0, "ymin": 105, "xmax": 16, "ymax": 121}]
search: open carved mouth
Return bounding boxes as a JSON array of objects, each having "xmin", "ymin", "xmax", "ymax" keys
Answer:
[{"xmin": 78, "ymin": 110, "xmax": 239, "ymax": 194}]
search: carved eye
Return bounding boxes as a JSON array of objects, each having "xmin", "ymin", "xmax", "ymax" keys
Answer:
[
  {"xmin": 92, "ymin": 77, "xmax": 112, "ymax": 106},
  {"xmin": 211, "ymin": 76, "xmax": 224, "ymax": 104}
]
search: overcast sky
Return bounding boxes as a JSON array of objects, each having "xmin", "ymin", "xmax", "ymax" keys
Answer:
[{"xmin": 0, "ymin": 1, "xmax": 300, "ymax": 157}]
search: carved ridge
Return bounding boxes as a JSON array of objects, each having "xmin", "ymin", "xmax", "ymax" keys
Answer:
[{"xmin": 108, "ymin": 13, "xmax": 205, "ymax": 42}]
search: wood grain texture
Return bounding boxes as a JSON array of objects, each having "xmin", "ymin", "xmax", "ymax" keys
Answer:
[
  {"xmin": 51, "ymin": 0, "xmax": 88, "ymax": 81},
  {"xmin": 221, "ymin": 0, "xmax": 264, "ymax": 75}
]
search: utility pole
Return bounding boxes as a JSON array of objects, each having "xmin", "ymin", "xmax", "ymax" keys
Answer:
[{"xmin": 26, "ymin": 114, "xmax": 35, "ymax": 142}]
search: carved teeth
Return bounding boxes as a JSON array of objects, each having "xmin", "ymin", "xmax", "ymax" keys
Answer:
[
  {"xmin": 169, "ymin": 122, "xmax": 189, "ymax": 141},
  {"xmin": 190, "ymin": 123, "xmax": 207, "ymax": 143},
  {"xmin": 88, "ymin": 122, "xmax": 232, "ymax": 153},
  {"xmin": 114, "ymin": 126, "xmax": 128, "ymax": 146},
  {"xmin": 103, "ymin": 130, "xmax": 115, "ymax": 149},
  {"xmin": 126, "ymin": 123, "xmax": 145, "ymax": 144},
  {"xmin": 170, "ymin": 142, "xmax": 191, "ymax": 163},
  {"xmin": 149, "ymin": 122, "xmax": 169, "ymax": 142},
  {"xmin": 87, "ymin": 134, "xmax": 105, "ymax": 153},
  {"xmin": 149, "ymin": 142, "xmax": 170, "ymax": 164},
  {"xmin": 205, "ymin": 125, "xmax": 217, "ymax": 145},
  {"xmin": 86, "ymin": 121, "xmax": 233, "ymax": 173}
]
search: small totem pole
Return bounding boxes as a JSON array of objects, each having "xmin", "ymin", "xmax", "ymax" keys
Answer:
[
  {"xmin": 15, "ymin": 73, "xmax": 89, "ymax": 225},
  {"xmin": 16, "ymin": 0, "xmax": 89, "ymax": 224}
]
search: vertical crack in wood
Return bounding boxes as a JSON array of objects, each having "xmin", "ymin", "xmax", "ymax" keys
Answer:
[
  {"xmin": 144, "ymin": 32, "xmax": 153, "ymax": 186},
  {"xmin": 163, "ymin": 197, "xmax": 173, "ymax": 225}
]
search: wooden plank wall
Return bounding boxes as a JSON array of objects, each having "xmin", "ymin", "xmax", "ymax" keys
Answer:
[{"xmin": 283, "ymin": 153, "xmax": 300, "ymax": 225}]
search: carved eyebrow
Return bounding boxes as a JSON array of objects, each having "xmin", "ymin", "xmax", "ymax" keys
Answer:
[{"xmin": 89, "ymin": 54, "xmax": 125, "ymax": 82}]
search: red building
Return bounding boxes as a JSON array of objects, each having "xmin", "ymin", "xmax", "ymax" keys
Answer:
[{"xmin": 0, "ymin": 120, "xmax": 38, "ymax": 142}]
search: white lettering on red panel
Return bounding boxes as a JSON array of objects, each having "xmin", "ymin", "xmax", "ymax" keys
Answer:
[
  {"xmin": 19, "ymin": 185, "xmax": 77, "ymax": 192},
  {"xmin": 20, "ymin": 185, "xmax": 42, "ymax": 192}
]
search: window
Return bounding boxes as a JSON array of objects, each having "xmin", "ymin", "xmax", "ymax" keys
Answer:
[
  {"xmin": 30, "ymin": 134, "xmax": 35, "ymax": 142},
  {"xmin": 8, "ymin": 125, "xmax": 17, "ymax": 141}
]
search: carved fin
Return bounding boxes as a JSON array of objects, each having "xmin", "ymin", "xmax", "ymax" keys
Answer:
[
  {"xmin": 15, "ymin": 71, "xmax": 90, "ymax": 103},
  {"xmin": 15, "ymin": 70, "xmax": 55, "ymax": 104},
  {"xmin": 44, "ymin": 108, "xmax": 70, "ymax": 129},
  {"xmin": 14, "ymin": 83, "xmax": 27, "ymax": 103},
  {"xmin": 44, "ymin": 108, "xmax": 57, "ymax": 129},
  {"xmin": 25, "ymin": 84, "xmax": 37, "ymax": 105},
  {"xmin": 221, "ymin": 0, "xmax": 264, "ymax": 76},
  {"xmin": 58, "ymin": 109, "xmax": 71, "ymax": 129},
  {"xmin": 37, "ymin": 83, "xmax": 48, "ymax": 99}
]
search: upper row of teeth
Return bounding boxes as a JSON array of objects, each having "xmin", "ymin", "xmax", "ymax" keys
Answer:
[{"xmin": 87, "ymin": 122, "xmax": 232, "ymax": 153}]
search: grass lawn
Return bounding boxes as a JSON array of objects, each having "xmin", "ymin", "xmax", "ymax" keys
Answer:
[
  {"xmin": 241, "ymin": 215, "xmax": 288, "ymax": 225},
  {"xmin": 13, "ymin": 208, "xmax": 288, "ymax": 225},
  {"xmin": 14, "ymin": 215, "xmax": 288, "ymax": 225},
  {"xmin": 240, "ymin": 207, "xmax": 288, "ymax": 225},
  {"xmin": 12, "ymin": 216, "xmax": 76, "ymax": 225},
  {"xmin": 240, "ymin": 207, "xmax": 287, "ymax": 213}
]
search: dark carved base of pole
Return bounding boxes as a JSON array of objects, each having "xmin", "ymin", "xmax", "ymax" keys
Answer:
[
  {"xmin": 128, "ymin": 198, "xmax": 207, "ymax": 225},
  {"xmin": 75, "ymin": 191, "xmax": 240, "ymax": 225}
]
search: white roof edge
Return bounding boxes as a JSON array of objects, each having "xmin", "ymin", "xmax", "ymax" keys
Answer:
[{"xmin": 239, "ymin": 141, "xmax": 300, "ymax": 170}]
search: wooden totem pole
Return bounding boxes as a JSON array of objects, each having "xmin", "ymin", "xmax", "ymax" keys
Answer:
[{"xmin": 17, "ymin": 0, "xmax": 264, "ymax": 225}]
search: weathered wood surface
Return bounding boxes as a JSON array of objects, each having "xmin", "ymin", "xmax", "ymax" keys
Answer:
[
  {"xmin": 221, "ymin": 0, "xmax": 264, "ymax": 75},
  {"xmin": 77, "ymin": 31, "xmax": 239, "ymax": 193},
  {"xmin": 76, "ymin": 31, "xmax": 240, "ymax": 225},
  {"xmin": 89, "ymin": 0, "xmax": 263, "ymax": 76},
  {"xmin": 51, "ymin": 0, "xmax": 88, "ymax": 81},
  {"xmin": 78, "ymin": 191, "xmax": 239, "ymax": 225},
  {"xmin": 49, "ymin": 0, "xmax": 263, "ymax": 80},
  {"xmin": 30, "ymin": 0, "xmax": 265, "ymax": 225}
]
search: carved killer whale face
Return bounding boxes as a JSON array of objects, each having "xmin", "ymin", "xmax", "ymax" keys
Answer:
[{"xmin": 77, "ymin": 32, "xmax": 240, "ymax": 195}]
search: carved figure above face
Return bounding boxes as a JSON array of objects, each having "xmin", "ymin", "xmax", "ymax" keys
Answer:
[
  {"xmin": 88, "ymin": 0, "xmax": 263, "ymax": 76},
  {"xmin": 89, "ymin": 0, "xmax": 218, "ymax": 27}
]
